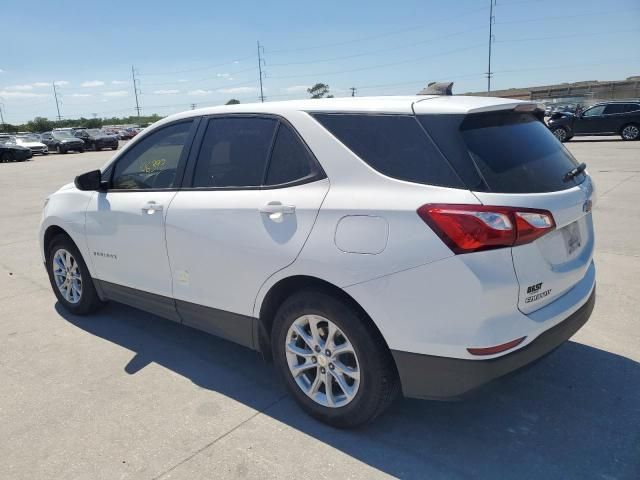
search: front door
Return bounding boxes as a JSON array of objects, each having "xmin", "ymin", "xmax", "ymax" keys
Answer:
[
  {"xmin": 165, "ymin": 116, "xmax": 329, "ymax": 346},
  {"xmin": 574, "ymin": 105, "xmax": 607, "ymax": 134},
  {"xmin": 84, "ymin": 119, "xmax": 197, "ymax": 313}
]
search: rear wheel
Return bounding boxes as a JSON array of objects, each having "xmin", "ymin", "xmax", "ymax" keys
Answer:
[
  {"xmin": 46, "ymin": 234, "xmax": 104, "ymax": 315},
  {"xmin": 621, "ymin": 124, "xmax": 639, "ymax": 141},
  {"xmin": 552, "ymin": 127, "xmax": 569, "ymax": 142},
  {"xmin": 272, "ymin": 290, "xmax": 399, "ymax": 428}
]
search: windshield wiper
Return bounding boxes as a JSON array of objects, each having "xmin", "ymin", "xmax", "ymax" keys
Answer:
[{"xmin": 563, "ymin": 162, "xmax": 587, "ymax": 182}]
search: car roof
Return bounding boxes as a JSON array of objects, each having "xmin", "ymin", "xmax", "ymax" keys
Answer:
[{"xmin": 155, "ymin": 95, "xmax": 532, "ymax": 126}]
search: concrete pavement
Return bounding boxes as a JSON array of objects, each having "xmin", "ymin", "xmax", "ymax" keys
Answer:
[{"xmin": 0, "ymin": 138, "xmax": 638, "ymax": 479}]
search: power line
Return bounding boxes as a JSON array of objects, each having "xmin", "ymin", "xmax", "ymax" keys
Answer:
[
  {"xmin": 138, "ymin": 54, "xmax": 255, "ymax": 76},
  {"xmin": 497, "ymin": 28, "xmax": 640, "ymax": 43},
  {"xmin": 52, "ymin": 82, "xmax": 62, "ymax": 121},
  {"xmin": 141, "ymin": 66, "xmax": 256, "ymax": 87},
  {"xmin": 269, "ymin": 26, "xmax": 486, "ymax": 68},
  {"xmin": 257, "ymin": 41, "xmax": 265, "ymax": 102},
  {"xmin": 269, "ymin": 43, "xmax": 485, "ymax": 80},
  {"xmin": 266, "ymin": 5, "xmax": 489, "ymax": 54}
]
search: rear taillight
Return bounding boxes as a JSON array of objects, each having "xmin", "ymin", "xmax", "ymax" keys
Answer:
[{"xmin": 417, "ymin": 204, "xmax": 555, "ymax": 254}]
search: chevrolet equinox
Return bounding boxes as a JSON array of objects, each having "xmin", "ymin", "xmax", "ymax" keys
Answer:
[{"xmin": 40, "ymin": 96, "xmax": 596, "ymax": 427}]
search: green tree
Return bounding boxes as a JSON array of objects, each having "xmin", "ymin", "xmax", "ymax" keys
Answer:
[
  {"xmin": 28, "ymin": 117, "xmax": 54, "ymax": 133},
  {"xmin": 225, "ymin": 99, "xmax": 240, "ymax": 105},
  {"xmin": 307, "ymin": 83, "xmax": 334, "ymax": 99}
]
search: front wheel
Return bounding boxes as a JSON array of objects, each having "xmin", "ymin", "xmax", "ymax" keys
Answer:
[
  {"xmin": 1, "ymin": 152, "xmax": 13, "ymax": 162},
  {"xmin": 621, "ymin": 124, "xmax": 640, "ymax": 141},
  {"xmin": 57, "ymin": 145, "xmax": 66, "ymax": 154},
  {"xmin": 272, "ymin": 290, "xmax": 399, "ymax": 428},
  {"xmin": 46, "ymin": 234, "xmax": 104, "ymax": 315},
  {"xmin": 552, "ymin": 127, "xmax": 569, "ymax": 142}
]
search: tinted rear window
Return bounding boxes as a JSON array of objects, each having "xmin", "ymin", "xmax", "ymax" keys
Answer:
[
  {"xmin": 420, "ymin": 112, "xmax": 584, "ymax": 193},
  {"xmin": 312, "ymin": 113, "xmax": 464, "ymax": 188}
]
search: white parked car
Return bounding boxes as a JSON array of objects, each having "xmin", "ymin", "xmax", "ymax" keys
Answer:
[
  {"xmin": 16, "ymin": 134, "xmax": 49, "ymax": 155},
  {"xmin": 40, "ymin": 96, "xmax": 596, "ymax": 427}
]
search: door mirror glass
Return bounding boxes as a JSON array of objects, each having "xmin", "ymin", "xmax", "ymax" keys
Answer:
[{"xmin": 75, "ymin": 169, "xmax": 103, "ymax": 191}]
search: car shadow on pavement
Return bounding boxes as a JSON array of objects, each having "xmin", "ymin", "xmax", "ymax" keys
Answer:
[{"xmin": 57, "ymin": 302, "xmax": 640, "ymax": 480}]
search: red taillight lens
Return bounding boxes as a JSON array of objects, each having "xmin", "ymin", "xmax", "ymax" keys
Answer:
[{"xmin": 417, "ymin": 204, "xmax": 555, "ymax": 254}]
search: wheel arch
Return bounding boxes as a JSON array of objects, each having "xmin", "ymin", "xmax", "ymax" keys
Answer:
[
  {"xmin": 43, "ymin": 225, "xmax": 75, "ymax": 259},
  {"xmin": 256, "ymin": 275, "xmax": 395, "ymax": 367}
]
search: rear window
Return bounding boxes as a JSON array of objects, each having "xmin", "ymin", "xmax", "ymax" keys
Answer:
[
  {"xmin": 420, "ymin": 112, "xmax": 584, "ymax": 194},
  {"xmin": 312, "ymin": 113, "xmax": 464, "ymax": 188}
]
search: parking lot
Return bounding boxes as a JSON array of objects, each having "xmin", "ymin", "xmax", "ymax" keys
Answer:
[{"xmin": 0, "ymin": 139, "xmax": 638, "ymax": 479}]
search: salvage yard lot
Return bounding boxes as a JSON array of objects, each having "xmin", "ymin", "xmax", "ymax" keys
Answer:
[{"xmin": 1, "ymin": 138, "xmax": 638, "ymax": 479}]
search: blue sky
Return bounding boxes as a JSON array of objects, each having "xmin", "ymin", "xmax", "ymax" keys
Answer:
[{"xmin": 2, "ymin": 0, "xmax": 639, "ymax": 123}]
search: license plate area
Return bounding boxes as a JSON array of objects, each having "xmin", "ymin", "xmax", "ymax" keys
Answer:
[{"xmin": 561, "ymin": 221, "xmax": 582, "ymax": 255}]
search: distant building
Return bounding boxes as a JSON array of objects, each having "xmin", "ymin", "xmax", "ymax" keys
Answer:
[{"xmin": 459, "ymin": 76, "xmax": 640, "ymax": 104}]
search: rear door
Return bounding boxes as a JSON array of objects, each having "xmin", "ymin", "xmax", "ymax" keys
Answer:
[
  {"xmin": 602, "ymin": 103, "xmax": 629, "ymax": 132},
  {"xmin": 418, "ymin": 109, "xmax": 595, "ymax": 314},
  {"xmin": 164, "ymin": 115, "xmax": 329, "ymax": 344}
]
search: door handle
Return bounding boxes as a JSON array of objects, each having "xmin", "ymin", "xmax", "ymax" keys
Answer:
[
  {"xmin": 259, "ymin": 202, "xmax": 295, "ymax": 221},
  {"xmin": 141, "ymin": 201, "xmax": 164, "ymax": 215}
]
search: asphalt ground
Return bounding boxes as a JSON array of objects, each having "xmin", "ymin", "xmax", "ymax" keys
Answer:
[{"xmin": 0, "ymin": 137, "xmax": 638, "ymax": 479}]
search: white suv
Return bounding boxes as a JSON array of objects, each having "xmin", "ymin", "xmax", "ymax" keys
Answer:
[{"xmin": 40, "ymin": 96, "xmax": 596, "ymax": 427}]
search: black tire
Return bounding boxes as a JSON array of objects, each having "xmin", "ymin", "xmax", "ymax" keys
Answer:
[
  {"xmin": 552, "ymin": 126, "xmax": 569, "ymax": 142},
  {"xmin": 111, "ymin": 145, "xmax": 118, "ymax": 150},
  {"xmin": 46, "ymin": 234, "xmax": 104, "ymax": 315},
  {"xmin": 57, "ymin": 145, "xmax": 67, "ymax": 154},
  {"xmin": 78, "ymin": 147, "xmax": 85, "ymax": 153},
  {"xmin": 272, "ymin": 290, "xmax": 399, "ymax": 428},
  {"xmin": 620, "ymin": 123, "xmax": 640, "ymax": 141},
  {"xmin": 1, "ymin": 152, "xmax": 13, "ymax": 162}
]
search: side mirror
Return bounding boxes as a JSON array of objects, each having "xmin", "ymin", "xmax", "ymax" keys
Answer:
[{"xmin": 75, "ymin": 170, "xmax": 105, "ymax": 191}]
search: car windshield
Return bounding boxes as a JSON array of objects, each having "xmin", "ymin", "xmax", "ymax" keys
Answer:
[
  {"xmin": 53, "ymin": 132, "xmax": 75, "ymax": 139},
  {"xmin": 87, "ymin": 129, "xmax": 103, "ymax": 135},
  {"xmin": 0, "ymin": 136, "xmax": 16, "ymax": 144},
  {"xmin": 17, "ymin": 135, "xmax": 40, "ymax": 143}
]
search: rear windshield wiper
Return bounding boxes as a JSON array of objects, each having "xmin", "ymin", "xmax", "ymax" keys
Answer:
[{"xmin": 563, "ymin": 162, "xmax": 587, "ymax": 182}]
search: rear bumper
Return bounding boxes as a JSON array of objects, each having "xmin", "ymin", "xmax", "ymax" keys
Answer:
[{"xmin": 392, "ymin": 286, "xmax": 596, "ymax": 400}]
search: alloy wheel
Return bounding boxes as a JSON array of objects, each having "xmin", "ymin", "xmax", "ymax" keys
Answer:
[
  {"xmin": 52, "ymin": 248, "xmax": 83, "ymax": 304},
  {"xmin": 553, "ymin": 128, "xmax": 567, "ymax": 141},
  {"xmin": 285, "ymin": 315, "xmax": 360, "ymax": 408},
  {"xmin": 622, "ymin": 125, "xmax": 639, "ymax": 140}
]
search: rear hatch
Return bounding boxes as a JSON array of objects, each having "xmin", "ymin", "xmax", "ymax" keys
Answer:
[{"xmin": 417, "ymin": 105, "xmax": 595, "ymax": 313}]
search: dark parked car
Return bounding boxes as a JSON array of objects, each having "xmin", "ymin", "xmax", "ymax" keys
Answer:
[
  {"xmin": 74, "ymin": 129, "xmax": 119, "ymax": 151},
  {"xmin": 548, "ymin": 101, "xmax": 640, "ymax": 142},
  {"xmin": 0, "ymin": 137, "xmax": 33, "ymax": 162},
  {"xmin": 41, "ymin": 131, "xmax": 86, "ymax": 153}
]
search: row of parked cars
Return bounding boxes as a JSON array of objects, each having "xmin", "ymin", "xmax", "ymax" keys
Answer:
[{"xmin": 0, "ymin": 126, "xmax": 143, "ymax": 162}]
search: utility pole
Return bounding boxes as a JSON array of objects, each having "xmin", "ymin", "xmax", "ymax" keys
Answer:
[
  {"xmin": 131, "ymin": 65, "xmax": 141, "ymax": 121},
  {"xmin": 0, "ymin": 103, "xmax": 5, "ymax": 132},
  {"xmin": 52, "ymin": 82, "xmax": 62, "ymax": 121},
  {"xmin": 487, "ymin": 0, "xmax": 496, "ymax": 94},
  {"xmin": 350, "ymin": 87, "xmax": 357, "ymax": 97},
  {"xmin": 257, "ymin": 41, "xmax": 265, "ymax": 103},
  {"xmin": 190, "ymin": 103, "xmax": 197, "ymax": 110}
]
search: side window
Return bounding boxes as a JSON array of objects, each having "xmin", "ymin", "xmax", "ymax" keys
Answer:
[
  {"xmin": 625, "ymin": 104, "xmax": 640, "ymax": 113},
  {"xmin": 313, "ymin": 113, "xmax": 464, "ymax": 188},
  {"xmin": 603, "ymin": 104, "xmax": 626, "ymax": 115},
  {"xmin": 583, "ymin": 105, "xmax": 605, "ymax": 117},
  {"xmin": 111, "ymin": 120, "xmax": 193, "ymax": 190},
  {"xmin": 193, "ymin": 117, "xmax": 277, "ymax": 188},
  {"xmin": 265, "ymin": 123, "xmax": 318, "ymax": 185}
]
